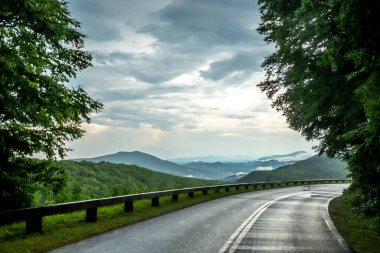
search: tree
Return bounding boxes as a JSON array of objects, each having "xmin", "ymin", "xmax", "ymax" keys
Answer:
[
  {"xmin": 257, "ymin": 0, "xmax": 380, "ymax": 216},
  {"xmin": 0, "ymin": 0, "xmax": 103, "ymax": 210}
]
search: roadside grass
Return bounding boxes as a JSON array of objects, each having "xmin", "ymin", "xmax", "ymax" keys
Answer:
[
  {"xmin": 0, "ymin": 184, "xmax": 284, "ymax": 253},
  {"xmin": 329, "ymin": 196, "xmax": 380, "ymax": 253}
]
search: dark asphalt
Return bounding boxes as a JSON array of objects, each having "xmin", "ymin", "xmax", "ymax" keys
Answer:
[{"xmin": 50, "ymin": 184, "xmax": 350, "ymax": 253}]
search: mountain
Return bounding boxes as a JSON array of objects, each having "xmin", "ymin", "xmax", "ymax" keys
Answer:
[
  {"xmin": 257, "ymin": 151, "xmax": 312, "ymax": 161},
  {"xmin": 74, "ymin": 151, "xmax": 218, "ymax": 179},
  {"xmin": 184, "ymin": 160, "xmax": 293, "ymax": 181},
  {"xmin": 52, "ymin": 161, "xmax": 216, "ymax": 202},
  {"xmin": 238, "ymin": 155, "xmax": 349, "ymax": 183},
  {"xmin": 182, "ymin": 151, "xmax": 313, "ymax": 181},
  {"xmin": 169, "ymin": 155, "xmax": 257, "ymax": 164}
]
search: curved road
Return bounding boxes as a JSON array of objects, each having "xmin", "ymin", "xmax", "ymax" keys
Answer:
[{"xmin": 51, "ymin": 184, "xmax": 351, "ymax": 253}]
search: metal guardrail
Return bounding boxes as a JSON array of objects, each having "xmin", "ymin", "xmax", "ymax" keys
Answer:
[{"xmin": 0, "ymin": 179, "xmax": 350, "ymax": 234}]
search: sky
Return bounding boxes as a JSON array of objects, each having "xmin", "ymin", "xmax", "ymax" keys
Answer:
[{"xmin": 65, "ymin": 0, "xmax": 315, "ymax": 160}]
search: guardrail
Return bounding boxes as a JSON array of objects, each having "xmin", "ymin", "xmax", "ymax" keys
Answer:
[{"xmin": 0, "ymin": 179, "xmax": 350, "ymax": 234}]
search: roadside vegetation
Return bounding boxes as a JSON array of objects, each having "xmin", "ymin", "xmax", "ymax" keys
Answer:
[{"xmin": 329, "ymin": 196, "xmax": 380, "ymax": 253}]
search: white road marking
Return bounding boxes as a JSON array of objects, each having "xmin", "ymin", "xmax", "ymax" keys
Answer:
[{"xmin": 218, "ymin": 191, "xmax": 304, "ymax": 253}]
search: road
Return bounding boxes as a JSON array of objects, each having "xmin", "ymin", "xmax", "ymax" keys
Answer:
[{"xmin": 50, "ymin": 184, "xmax": 351, "ymax": 253}]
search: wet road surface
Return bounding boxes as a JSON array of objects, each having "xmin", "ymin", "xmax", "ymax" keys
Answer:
[{"xmin": 50, "ymin": 184, "xmax": 351, "ymax": 253}]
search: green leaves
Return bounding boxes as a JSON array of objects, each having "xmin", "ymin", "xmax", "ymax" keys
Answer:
[
  {"xmin": 257, "ymin": 0, "xmax": 380, "ymax": 216},
  {"xmin": 0, "ymin": 0, "xmax": 103, "ymax": 210}
]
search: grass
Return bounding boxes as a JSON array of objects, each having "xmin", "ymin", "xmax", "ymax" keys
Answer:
[
  {"xmin": 329, "ymin": 196, "xmax": 380, "ymax": 253},
  {"xmin": 0, "ymin": 184, "xmax": 279, "ymax": 253}
]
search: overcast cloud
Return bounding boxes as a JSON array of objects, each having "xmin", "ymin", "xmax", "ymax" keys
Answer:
[{"xmin": 66, "ymin": 0, "xmax": 315, "ymax": 159}]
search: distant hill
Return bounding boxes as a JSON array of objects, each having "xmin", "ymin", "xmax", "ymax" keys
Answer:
[
  {"xmin": 183, "ymin": 151, "xmax": 313, "ymax": 181},
  {"xmin": 56, "ymin": 160, "xmax": 216, "ymax": 202},
  {"xmin": 184, "ymin": 159, "xmax": 293, "ymax": 181},
  {"xmin": 238, "ymin": 155, "xmax": 349, "ymax": 183},
  {"xmin": 257, "ymin": 151, "xmax": 308, "ymax": 161},
  {"xmin": 74, "ymin": 151, "xmax": 218, "ymax": 179}
]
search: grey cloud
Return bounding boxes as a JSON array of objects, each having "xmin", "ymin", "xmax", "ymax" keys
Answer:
[
  {"xmin": 200, "ymin": 51, "xmax": 263, "ymax": 81},
  {"xmin": 92, "ymin": 50, "xmax": 201, "ymax": 84},
  {"xmin": 94, "ymin": 102, "xmax": 188, "ymax": 131},
  {"xmin": 69, "ymin": 1, "xmax": 125, "ymax": 42},
  {"xmin": 93, "ymin": 52, "xmax": 134, "ymax": 65},
  {"xmin": 140, "ymin": 0, "xmax": 261, "ymax": 52},
  {"xmin": 93, "ymin": 85, "xmax": 194, "ymax": 103}
]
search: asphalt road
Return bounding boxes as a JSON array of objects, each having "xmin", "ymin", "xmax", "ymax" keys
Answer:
[{"xmin": 50, "ymin": 184, "xmax": 351, "ymax": 253}]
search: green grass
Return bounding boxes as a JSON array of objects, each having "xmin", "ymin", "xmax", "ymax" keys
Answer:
[
  {"xmin": 0, "ymin": 185, "xmax": 277, "ymax": 253},
  {"xmin": 329, "ymin": 196, "xmax": 380, "ymax": 253}
]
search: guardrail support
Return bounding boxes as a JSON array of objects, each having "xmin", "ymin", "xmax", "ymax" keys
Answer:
[
  {"xmin": 235, "ymin": 186, "xmax": 240, "ymax": 191},
  {"xmin": 152, "ymin": 197, "xmax": 159, "ymax": 206},
  {"xmin": 254, "ymin": 185, "xmax": 257, "ymax": 189},
  {"xmin": 202, "ymin": 190, "xmax": 208, "ymax": 195},
  {"xmin": 188, "ymin": 192, "xmax": 194, "ymax": 198},
  {"xmin": 125, "ymin": 200, "xmax": 133, "ymax": 212},
  {"xmin": 86, "ymin": 207, "xmax": 97, "ymax": 222},
  {"xmin": 245, "ymin": 185, "xmax": 249, "ymax": 190},
  {"xmin": 26, "ymin": 214, "xmax": 42, "ymax": 234},
  {"xmin": 172, "ymin": 194, "xmax": 179, "ymax": 201},
  {"xmin": 225, "ymin": 187, "xmax": 230, "ymax": 192},
  {"xmin": 215, "ymin": 188, "xmax": 220, "ymax": 193}
]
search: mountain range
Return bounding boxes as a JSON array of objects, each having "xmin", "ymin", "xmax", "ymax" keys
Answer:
[
  {"xmin": 74, "ymin": 151, "xmax": 217, "ymax": 179},
  {"xmin": 74, "ymin": 151, "xmax": 312, "ymax": 181}
]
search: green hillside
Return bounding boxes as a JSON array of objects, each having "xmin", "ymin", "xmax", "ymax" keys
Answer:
[
  {"xmin": 238, "ymin": 155, "xmax": 349, "ymax": 183},
  {"xmin": 36, "ymin": 161, "xmax": 216, "ymax": 204}
]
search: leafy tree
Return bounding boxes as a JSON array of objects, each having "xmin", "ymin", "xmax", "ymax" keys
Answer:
[
  {"xmin": 257, "ymin": 0, "xmax": 380, "ymax": 216},
  {"xmin": 0, "ymin": 0, "xmax": 103, "ymax": 210}
]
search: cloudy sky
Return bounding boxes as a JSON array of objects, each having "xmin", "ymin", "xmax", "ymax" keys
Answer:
[{"xmin": 66, "ymin": 0, "xmax": 315, "ymax": 160}]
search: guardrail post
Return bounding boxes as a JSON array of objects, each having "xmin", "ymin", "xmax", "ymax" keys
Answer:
[
  {"xmin": 245, "ymin": 185, "xmax": 249, "ymax": 190},
  {"xmin": 271, "ymin": 183, "xmax": 274, "ymax": 187},
  {"xmin": 225, "ymin": 187, "xmax": 230, "ymax": 192},
  {"xmin": 124, "ymin": 200, "xmax": 133, "ymax": 212},
  {"xmin": 235, "ymin": 186, "xmax": 240, "ymax": 191},
  {"xmin": 202, "ymin": 190, "xmax": 208, "ymax": 195},
  {"xmin": 152, "ymin": 197, "xmax": 159, "ymax": 206},
  {"xmin": 188, "ymin": 192, "xmax": 194, "ymax": 198},
  {"xmin": 215, "ymin": 188, "xmax": 220, "ymax": 193},
  {"xmin": 86, "ymin": 207, "xmax": 97, "ymax": 222},
  {"xmin": 254, "ymin": 185, "xmax": 257, "ymax": 189},
  {"xmin": 26, "ymin": 212, "xmax": 43, "ymax": 234},
  {"xmin": 262, "ymin": 184, "xmax": 266, "ymax": 188},
  {"xmin": 172, "ymin": 194, "xmax": 179, "ymax": 201}
]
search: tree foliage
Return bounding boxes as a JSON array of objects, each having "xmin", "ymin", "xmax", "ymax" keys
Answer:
[
  {"xmin": 257, "ymin": 0, "xmax": 380, "ymax": 216},
  {"xmin": 0, "ymin": 0, "xmax": 103, "ymax": 210},
  {"xmin": 36, "ymin": 161, "xmax": 216, "ymax": 204}
]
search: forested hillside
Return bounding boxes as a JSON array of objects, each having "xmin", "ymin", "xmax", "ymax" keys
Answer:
[
  {"xmin": 77, "ymin": 151, "xmax": 218, "ymax": 179},
  {"xmin": 35, "ymin": 161, "xmax": 216, "ymax": 205},
  {"xmin": 238, "ymin": 155, "xmax": 349, "ymax": 183}
]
